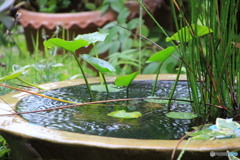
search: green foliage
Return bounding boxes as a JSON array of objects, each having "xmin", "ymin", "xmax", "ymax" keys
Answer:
[
  {"xmin": 81, "ymin": 54, "xmax": 115, "ymax": 73},
  {"xmin": 0, "ymin": 135, "xmax": 10, "ymax": 158},
  {"xmin": 0, "ymin": 34, "xmax": 97, "ymax": 96},
  {"xmin": 165, "ymin": 112, "xmax": 198, "ymax": 120},
  {"xmin": 22, "ymin": 0, "xmax": 101, "ymax": 13},
  {"xmin": 144, "ymin": 96, "xmax": 169, "ymax": 104},
  {"xmin": 107, "ymin": 110, "xmax": 142, "ymax": 119},
  {"xmin": 115, "ymin": 71, "xmax": 140, "ymax": 87},
  {"xmin": 90, "ymin": 84, "xmax": 122, "ymax": 92},
  {"xmin": 44, "ymin": 37, "xmax": 94, "ymax": 98},
  {"xmin": 76, "ymin": 32, "xmax": 115, "ymax": 95},
  {"xmin": 0, "ymin": 0, "xmax": 15, "ymax": 31},
  {"xmin": 189, "ymin": 129, "xmax": 225, "ymax": 140},
  {"xmin": 147, "ymin": 46, "xmax": 177, "ymax": 62},
  {"xmin": 108, "ymin": 49, "xmax": 140, "ymax": 75},
  {"xmin": 166, "ymin": 24, "xmax": 213, "ymax": 43},
  {"xmin": 216, "ymin": 118, "xmax": 240, "ymax": 134},
  {"xmin": 189, "ymin": 118, "xmax": 240, "ymax": 140},
  {"xmin": 44, "ymin": 38, "xmax": 89, "ymax": 52},
  {"xmin": 0, "ymin": 65, "xmax": 45, "ymax": 90},
  {"xmin": 0, "ymin": 65, "xmax": 30, "ymax": 81},
  {"xmin": 101, "ymin": 0, "xmax": 127, "ymax": 14},
  {"xmin": 37, "ymin": 0, "xmax": 71, "ymax": 13},
  {"xmin": 167, "ymin": 0, "xmax": 240, "ymax": 118},
  {"xmin": 92, "ymin": 0, "xmax": 155, "ymax": 75},
  {"xmin": 75, "ymin": 32, "xmax": 108, "ymax": 44}
]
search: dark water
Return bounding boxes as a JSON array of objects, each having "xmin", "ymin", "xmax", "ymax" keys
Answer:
[{"xmin": 17, "ymin": 80, "xmax": 199, "ymax": 140}]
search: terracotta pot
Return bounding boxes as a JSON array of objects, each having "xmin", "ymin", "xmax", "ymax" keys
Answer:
[
  {"xmin": 0, "ymin": 74, "xmax": 239, "ymax": 160},
  {"xmin": 17, "ymin": 9, "xmax": 117, "ymax": 54},
  {"xmin": 17, "ymin": 0, "xmax": 166, "ymax": 54}
]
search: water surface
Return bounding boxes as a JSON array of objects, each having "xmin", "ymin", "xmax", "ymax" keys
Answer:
[{"xmin": 17, "ymin": 80, "xmax": 198, "ymax": 140}]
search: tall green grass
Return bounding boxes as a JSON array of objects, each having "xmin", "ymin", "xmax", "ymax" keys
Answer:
[
  {"xmin": 170, "ymin": 0, "xmax": 240, "ymax": 119},
  {"xmin": 138, "ymin": 0, "xmax": 239, "ymax": 120}
]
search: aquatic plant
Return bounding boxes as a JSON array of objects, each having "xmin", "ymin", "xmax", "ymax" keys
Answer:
[
  {"xmin": 44, "ymin": 38, "xmax": 94, "ymax": 98},
  {"xmin": 138, "ymin": 0, "xmax": 240, "ymax": 120},
  {"xmin": 0, "ymin": 65, "xmax": 45, "ymax": 90}
]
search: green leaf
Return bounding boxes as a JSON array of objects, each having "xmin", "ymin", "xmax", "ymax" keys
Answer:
[
  {"xmin": 147, "ymin": 46, "xmax": 176, "ymax": 62},
  {"xmin": 85, "ymin": 2, "xmax": 96, "ymax": 11},
  {"xmin": 110, "ymin": 0, "xmax": 125, "ymax": 12},
  {"xmin": 44, "ymin": 38, "xmax": 89, "ymax": 52},
  {"xmin": 107, "ymin": 110, "xmax": 142, "ymax": 119},
  {"xmin": 165, "ymin": 112, "xmax": 198, "ymax": 119},
  {"xmin": 166, "ymin": 24, "xmax": 213, "ymax": 43},
  {"xmin": 127, "ymin": 18, "xmax": 140, "ymax": 30},
  {"xmin": 0, "ymin": 65, "xmax": 31, "ymax": 81},
  {"xmin": 144, "ymin": 96, "xmax": 169, "ymax": 103},
  {"xmin": 189, "ymin": 129, "xmax": 213, "ymax": 137},
  {"xmin": 0, "ymin": 15, "xmax": 15, "ymax": 30},
  {"xmin": 117, "ymin": 7, "xmax": 130, "ymax": 23},
  {"xmin": 91, "ymin": 84, "xmax": 123, "ymax": 92},
  {"xmin": 141, "ymin": 24, "xmax": 149, "ymax": 37},
  {"xmin": 81, "ymin": 54, "xmax": 115, "ymax": 73},
  {"xmin": 74, "ymin": 32, "xmax": 108, "ymax": 44},
  {"xmin": 189, "ymin": 128, "xmax": 234, "ymax": 140},
  {"xmin": 216, "ymin": 118, "xmax": 240, "ymax": 132},
  {"xmin": 115, "ymin": 71, "xmax": 140, "ymax": 87}
]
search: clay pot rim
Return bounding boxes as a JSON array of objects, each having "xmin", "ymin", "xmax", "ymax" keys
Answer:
[
  {"xmin": 17, "ymin": 8, "xmax": 117, "ymax": 30},
  {"xmin": 0, "ymin": 74, "xmax": 239, "ymax": 151}
]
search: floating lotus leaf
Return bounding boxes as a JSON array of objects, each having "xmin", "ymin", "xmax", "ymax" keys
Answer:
[
  {"xmin": 166, "ymin": 112, "xmax": 198, "ymax": 119},
  {"xmin": 107, "ymin": 110, "xmax": 142, "ymax": 119}
]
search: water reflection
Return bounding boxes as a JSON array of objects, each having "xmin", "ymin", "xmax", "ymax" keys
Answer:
[{"xmin": 17, "ymin": 80, "xmax": 198, "ymax": 140}]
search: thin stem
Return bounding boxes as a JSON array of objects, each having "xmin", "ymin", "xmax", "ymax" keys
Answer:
[
  {"xmin": 138, "ymin": 0, "xmax": 143, "ymax": 72},
  {"xmin": 93, "ymin": 43, "xmax": 104, "ymax": 84},
  {"xmin": 136, "ymin": 0, "xmax": 169, "ymax": 38},
  {"xmin": 72, "ymin": 52, "xmax": 93, "ymax": 99},
  {"xmin": 126, "ymin": 86, "xmax": 130, "ymax": 99},
  {"xmin": 101, "ymin": 73, "xmax": 109, "ymax": 94},
  {"xmin": 151, "ymin": 63, "xmax": 163, "ymax": 96},
  {"xmin": 167, "ymin": 60, "xmax": 183, "ymax": 112},
  {"xmin": 17, "ymin": 78, "xmax": 45, "ymax": 90}
]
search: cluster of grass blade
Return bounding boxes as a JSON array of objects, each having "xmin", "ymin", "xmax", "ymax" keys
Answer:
[
  {"xmin": 136, "ymin": 1, "xmax": 240, "ymax": 159},
  {"xmin": 170, "ymin": 0, "xmax": 240, "ymax": 119},
  {"xmin": 138, "ymin": 0, "xmax": 239, "ymax": 120}
]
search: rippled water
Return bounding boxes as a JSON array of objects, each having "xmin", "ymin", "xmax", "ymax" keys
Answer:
[{"xmin": 17, "ymin": 80, "xmax": 199, "ymax": 140}]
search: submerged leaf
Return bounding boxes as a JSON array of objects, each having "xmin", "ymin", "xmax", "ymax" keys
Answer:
[
  {"xmin": 147, "ymin": 46, "xmax": 176, "ymax": 62},
  {"xmin": 91, "ymin": 84, "xmax": 123, "ymax": 92},
  {"xmin": 107, "ymin": 110, "xmax": 142, "ymax": 119},
  {"xmin": 44, "ymin": 38, "xmax": 89, "ymax": 52},
  {"xmin": 166, "ymin": 24, "xmax": 213, "ymax": 43},
  {"xmin": 166, "ymin": 112, "xmax": 198, "ymax": 119},
  {"xmin": 81, "ymin": 54, "xmax": 115, "ymax": 73},
  {"xmin": 144, "ymin": 96, "xmax": 169, "ymax": 104},
  {"xmin": 74, "ymin": 32, "xmax": 108, "ymax": 44},
  {"xmin": 115, "ymin": 71, "xmax": 140, "ymax": 87}
]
